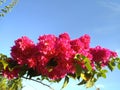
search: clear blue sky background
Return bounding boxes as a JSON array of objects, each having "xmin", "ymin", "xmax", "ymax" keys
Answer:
[{"xmin": 0, "ymin": 0, "xmax": 120, "ymax": 90}]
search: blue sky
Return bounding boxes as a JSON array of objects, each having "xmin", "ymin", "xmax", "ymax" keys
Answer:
[{"xmin": 0, "ymin": 0, "xmax": 120, "ymax": 90}]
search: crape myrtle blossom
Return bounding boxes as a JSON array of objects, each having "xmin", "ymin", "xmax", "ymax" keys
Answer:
[
  {"xmin": 2, "ymin": 68, "xmax": 19, "ymax": 80},
  {"xmin": 70, "ymin": 34, "xmax": 93, "ymax": 69},
  {"xmin": 10, "ymin": 36, "xmax": 37, "ymax": 68},
  {"xmin": 5, "ymin": 33, "xmax": 117, "ymax": 80},
  {"xmin": 90, "ymin": 46, "xmax": 117, "ymax": 66},
  {"xmin": 70, "ymin": 34, "xmax": 92, "ymax": 60},
  {"xmin": 36, "ymin": 33, "xmax": 75, "ymax": 80}
]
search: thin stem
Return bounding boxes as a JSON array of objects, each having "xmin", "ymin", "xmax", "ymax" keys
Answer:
[{"xmin": 22, "ymin": 76, "xmax": 54, "ymax": 90}]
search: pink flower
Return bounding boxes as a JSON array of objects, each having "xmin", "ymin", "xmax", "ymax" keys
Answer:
[
  {"xmin": 2, "ymin": 68, "xmax": 19, "ymax": 79},
  {"xmin": 70, "ymin": 34, "xmax": 92, "ymax": 60},
  {"xmin": 36, "ymin": 33, "xmax": 75, "ymax": 80},
  {"xmin": 27, "ymin": 57, "xmax": 37, "ymax": 68},
  {"xmin": 11, "ymin": 36, "xmax": 37, "ymax": 68},
  {"xmin": 90, "ymin": 46, "xmax": 118, "ymax": 65},
  {"xmin": 70, "ymin": 38, "xmax": 84, "ymax": 52},
  {"xmin": 37, "ymin": 34, "xmax": 56, "ymax": 55},
  {"xmin": 80, "ymin": 34, "xmax": 91, "ymax": 49}
]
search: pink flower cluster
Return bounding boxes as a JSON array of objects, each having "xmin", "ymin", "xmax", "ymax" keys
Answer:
[
  {"xmin": 5, "ymin": 33, "xmax": 117, "ymax": 80},
  {"xmin": 89, "ymin": 46, "xmax": 117, "ymax": 66},
  {"xmin": 3, "ymin": 68, "xmax": 19, "ymax": 79},
  {"xmin": 10, "ymin": 36, "xmax": 37, "ymax": 68},
  {"xmin": 2, "ymin": 58, "xmax": 20, "ymax": 79}
]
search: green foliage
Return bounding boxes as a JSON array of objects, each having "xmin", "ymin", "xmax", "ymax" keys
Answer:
[
  {"xmin": 0, "ymin": 75, "xmax": 7, "ymax": 89},
  {"xmin": 0, "ymin": 76, "xmax": 22, "ymax": 90},
  {"xmin": 97, "ymin": 69, "xmax": 108, "ymax": 79},
  {"xmin": 61, "ymin": 76, "xmax": 69, "ymax": 90},
  {"xmin": 74, "ymin": 54, "xmax": 120, "ymax": 89},
  {"xmin": 0, "ymin": 54, "xmax": 23, "ymax": 90},
  {"xmin": 108, "ymin": 59, "xmax": 115, "ymax": 71},
  {"xmin": 7, "ymin": 78, "xmax": 22, "ymax": 90},
  {"xmin": 117, "ymin": 63, "xmax": 120, "ymax": 70},
  {"xmin": 86, "ymin": 78, "xmax": 95, "ymax": 88},
  {"xmin": 84, "ymin": 58, "xmax": 92, "ymax": 72},
  {"xmin": 0, "ymin": 53, "xmax": 8, "ymax": 70},
  {"xmin": 0, "ymin": 0, "xmax": 18, "ymax": 17},
  {"xmin": 108, "ymin": 58, "xmax": 120, "ymax": 71},
  {"xmin": 77, "ymin": 80, "xmax": 86, "ymax": 85},
  {"xmin": 116, "ymin": 58, "xmax": 120, "ymax": 70},
  {"xmin": 75, "ymin": 63, "xmax": 82, "ymax": 77}
]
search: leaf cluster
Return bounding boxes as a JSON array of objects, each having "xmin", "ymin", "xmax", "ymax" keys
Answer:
[
  {"xmin": 0, "ymin": 75, "xmax": 22, "ymax": 90},
  {"xmin": 61, "ymin": 54, "xmax": 120, "ymax": 89},
  {"xmin": 0, "ymin": 0, "xmax": 18, "ymax": 17}
]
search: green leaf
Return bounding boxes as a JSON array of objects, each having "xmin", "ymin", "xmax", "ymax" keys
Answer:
[
  {"xmin": 86, "ymin": 78, "xmax": 97, "ymax": 88},
  {"xmin": 101, "ymin": 70, "xmax": 108, "ymax": 78},
  {"xmin": 101, "ymin": 69, "xmax": 108, "ymax": 73},
  {"xmin": 0, "ymin": 53, "xmax": 8, "ymax": 70},
  {"xmin": 86, "ymin": 78, "xmax": 95, "ymax": 88},
  {"xmin": 7, "ymin": 78, "xmax": 22, "ymax": 90},
  {"xmin": 97, "ymin": 70, "xmax": 108, "ymax": 79},
  {"xmin": 0, "ymin": 60, "xmax": 8, "ymax": 70},
  {"xmin": 97, "ymin": 73, "xmax": 101, "ymax": 79},
  {"xmin": 0, "ymin": 76, "xmax": 7, "ymax": 90},
  {"xmin": 101, "ymin": 73, "xmax": 106, "ymax": 78},
  {"xmin": 108, "ymin": 59, "xmax": 116, "ymax": 71},
  {"xmin": 108, "ymin": 62, "xmax": 115, "ymax": 71},
  {"xmin": 0, "ymin": 54, "xmax": 7, "ymax": 60},
  {"xmin": 111, "ymin": 59, "xmax": 116, "ymax": 66},
  {"xmin": 95, "ymin": 62, "xmax": 102, "ymax": 71},
  {"xmin": 77, "ymin": 80, "xmax": 86, "ymax": 85},
  {"xmin": 0, "ymin": 63, "xmax": 3, "ymax": 70},
  {"xmin": 84, "ymin": 58, "xmax": 92, "ymax": 72},
  {"xmin": 117, "ymin": 63, "xmax": 120, "ymax": 70},
  {"xmin": 114, "ymin": 57, "xmax": 120, "ymax": 62},
  {"xmin": 75, "ymin": 64, "xmax": 82, "ymax": 77},
  {"xmin": 61, "ymin": 76, "xmax": 69, "ymax": 90}
]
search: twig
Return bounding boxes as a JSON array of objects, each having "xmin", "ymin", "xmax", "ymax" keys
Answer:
[{"xmin": 22, "ymin": 76, "xmax": 54, "ymax": 90}]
